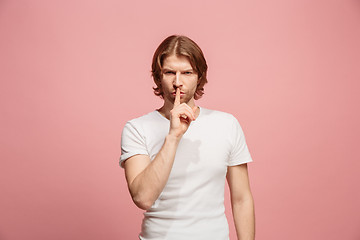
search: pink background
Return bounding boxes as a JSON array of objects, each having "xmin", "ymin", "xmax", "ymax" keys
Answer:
[{"xmin": 1, "ymin": 0, "xmax": 360, "ymax": 239}]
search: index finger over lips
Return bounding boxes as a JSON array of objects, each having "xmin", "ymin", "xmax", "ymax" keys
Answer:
[{"xmin": 174, "ymin": 88, "xmax": 181, "ymax": 107}]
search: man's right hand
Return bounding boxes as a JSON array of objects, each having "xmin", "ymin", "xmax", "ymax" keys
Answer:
[
  {"xmin": 125, "ymin": 88, "xmax": 197, "ymax": 210},
  {"xmin": 169, "ymin": 88, "xmax": 198, "ymax": 138}
]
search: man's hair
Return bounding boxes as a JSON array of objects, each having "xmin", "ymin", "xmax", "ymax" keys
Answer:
[{"xmin": 151, "ymin": 35, "xmax": 208, "ymax": 100}]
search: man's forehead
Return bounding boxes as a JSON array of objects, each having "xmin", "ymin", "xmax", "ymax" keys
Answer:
[{"xmin": 162, "ymin": 55, "xmax": 194, "ymax": 70}]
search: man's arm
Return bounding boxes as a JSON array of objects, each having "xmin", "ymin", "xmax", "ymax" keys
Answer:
[
  {"xmin": 124, "ymin": 89, "xmax": 197, "ymax": 210},
  {"xmin": 227, "ymin": 163, "xmax": 255, "ymax": 240},
  {"xmin": 124, "ymin": 134, "xmax": 180, "ymax": 210}
]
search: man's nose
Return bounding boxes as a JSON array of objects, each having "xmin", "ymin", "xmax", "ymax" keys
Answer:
[{"xmin": 173, "ymin": 72, "xmax": 183, "ymax": 87}]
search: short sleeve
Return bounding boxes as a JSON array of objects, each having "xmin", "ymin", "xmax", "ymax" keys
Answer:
[
  {"xmin": 119, "ymin": 122, "xmax": 149, "ymax": 168},
  {"xmin": 228, "ymin": 116, "xmax": 253, "ymax": 166}
]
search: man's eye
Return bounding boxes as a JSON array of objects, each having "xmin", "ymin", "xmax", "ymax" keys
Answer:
[
  {"xmin": 184, "ymin": 72, "xmax": 192, "ymax": 75},
  {"xmin": 164, "ymin": 71, "xmax": 175, "ymax": 75}
]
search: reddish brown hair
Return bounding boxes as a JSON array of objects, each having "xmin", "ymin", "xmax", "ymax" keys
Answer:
[{"xmin": 151, "ymin": 35, "xmax": 208, "ymax": 100}]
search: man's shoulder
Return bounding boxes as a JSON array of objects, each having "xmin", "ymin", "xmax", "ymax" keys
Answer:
[
  {"xmin": 124, "ymin": 110, "xmax": 163, "ymax": 129},
  {"xmin": 200, "ymin": 107, "xmax": 237, "ymax": 123},
  {"xmin": 127, "ymin": 110, "xmax": 157, "ymax": 122}
]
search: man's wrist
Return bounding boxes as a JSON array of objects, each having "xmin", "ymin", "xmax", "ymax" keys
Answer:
[{"xmin": 165, "ymin": 133, "xmax": 182, "ymax": 143}]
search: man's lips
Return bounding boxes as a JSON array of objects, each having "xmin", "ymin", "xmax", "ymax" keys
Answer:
[{"xmin": 172, "ymin": 91, "xmax": 184, "ymax": 95}]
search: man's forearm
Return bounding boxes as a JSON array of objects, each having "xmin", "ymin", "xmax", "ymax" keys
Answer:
[
  {"xmin": 232, "ymin": 198, "xmax": 255, "ymax": 240},
  {"xmin": 129, "ymin": 134, "xmax": 181, "ymax": 210}
]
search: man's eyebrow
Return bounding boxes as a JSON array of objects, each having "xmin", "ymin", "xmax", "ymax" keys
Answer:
[
  {"xmin": 162, "ymin": 68, "xmax": 195, "ymax": 72},
  {"xmin": 162, "ymin": 67, "xmax": 176, "ymax": 72}
]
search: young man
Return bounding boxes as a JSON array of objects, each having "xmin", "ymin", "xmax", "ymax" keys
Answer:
[{"xmin": 120, "ymin": 35, "xmax": 255, "ymax": 240}]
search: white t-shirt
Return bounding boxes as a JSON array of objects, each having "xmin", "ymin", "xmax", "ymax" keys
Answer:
[{"xmin": 120, "ymin": 106, "xmax": 253, "ymax": 240}]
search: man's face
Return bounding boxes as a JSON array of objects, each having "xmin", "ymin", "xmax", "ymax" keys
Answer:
[{"xmin": 161, "ymin": 54, "xmax": 198, "ymax": 105}]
